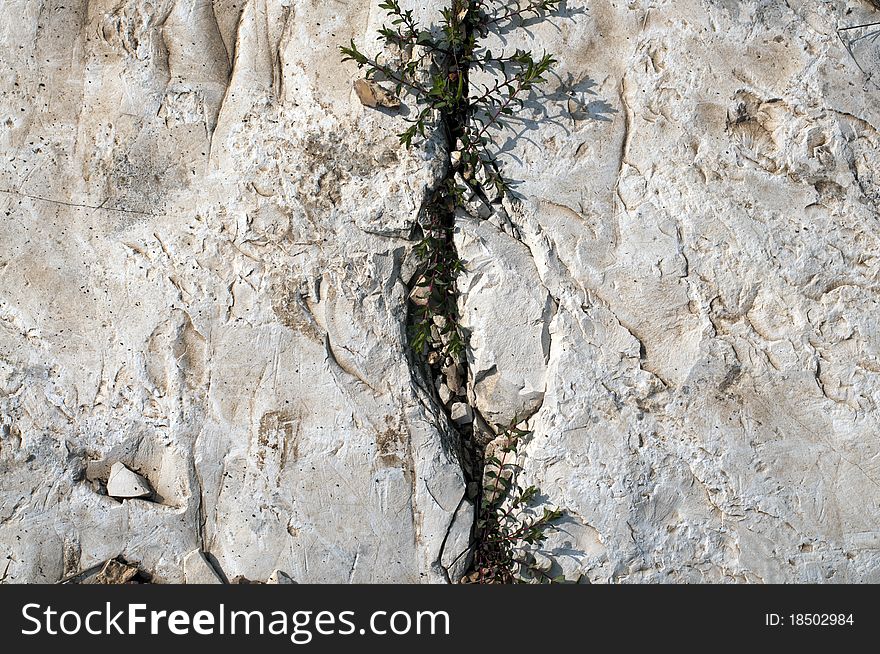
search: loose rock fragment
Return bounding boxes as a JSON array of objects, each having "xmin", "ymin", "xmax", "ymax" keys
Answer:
[
  {"xmin": 409, "ymin": 276, "xmax": 431, "ymax": 306},
  {"xmin": 267, "ymin": 569, "xmax": 296, "ymax": 584},
  {"xmin": 442, "ymin": 362, "xmax": 463, "ymax": 393},
  {"xmin": 106, "ymin": 462, "xmax": 152, "ymax": 499},
  {"xmin": 353, "ymin": 79, "xmax": 400, "ymax": 109},
  {"xmin": 450, "ymin": 402, "xmax": 473, "ymax": 425},
  {"xmin": 230, "ymin": 575, "xmax": 261, "ymax": 584},
  {"xmin": 183, "ymin": 550, "xmax": 223, "ymax": 584},
  {"xmin": 93, "ymin": 558, "xmax": 141, "ymax": 584}
]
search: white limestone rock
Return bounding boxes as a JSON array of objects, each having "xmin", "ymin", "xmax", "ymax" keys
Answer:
[
  {"xmin": 267, "ymin": 569, "xmax": 296, "ymax": 584},
  {"xmin": 470, "ymin": 0, "xmax": 880, "ymax": 583},
  {"xmin": 456, "ymin": 214, "xmax": 553, "ymax": 425},
  {"xmin": 449, "ymin": 403, "xmax": 474, "ymax": 426},
  {"xmin": 2, "ymin": 0, "xmax": 880, "ymax": 585},
  {"xmin": 184, "ymin": 550, "xmax": 223, "ymax": 585},
  {"xmin": 0, "ymin": 0, "xmax": 468, "ymax": 584},
  {"xmin": 106, "ymin": 463, "xmax": 152, "ymax": 500}
]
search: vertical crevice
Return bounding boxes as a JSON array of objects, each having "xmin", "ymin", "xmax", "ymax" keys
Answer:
[
  {"xmin": 404, "ymin": 1, "xmax": 487, "ymax": 582},
  {"xmin": 347, "ymin": 0, "xmax": 571, "ymax": 582}
]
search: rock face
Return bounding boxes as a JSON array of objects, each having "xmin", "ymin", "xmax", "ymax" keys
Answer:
[
  {"xmin": 457, "ymin": 214, "xmax": 553, "ymax": 425},
  {"xmin": 0, "ymin": 0, "xmax": 467, "ymax": 584},
  {"xmin": 2, "ymin": 0, "xmax": 880, "ymax": 584},
  {"xmin": 474, "ymin": 0, "xmax": 880, "ymax": 583}
]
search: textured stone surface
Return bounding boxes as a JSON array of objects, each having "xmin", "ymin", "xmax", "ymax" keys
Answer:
[
  {"xmin": 106, "ymin": 462, "xmax": 153, "ymax": 499},
  {"xmin": 3, "ymin": 0, "xmax": 880, "ymax": 584},
  {"xmin": 267, "ymin": 568, "xmax": 295, "ymax": 584},
  {"xmin": 0, "ymin": 0, "xmax": 468, "ymax": 584},
  {"xmin": 183, "ymin": 550, "xmax": 223, "ymax": 584},
  {"xmin": 457, "ymin": 214, "xmax": 553, "ymax": 425},
  {"xmin": 475, "ymin": 0, "xmax": 880, "ymax": 582}
]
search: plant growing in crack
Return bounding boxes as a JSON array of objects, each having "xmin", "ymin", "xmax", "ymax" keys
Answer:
[
  {"xmin": 341, "ymin": 0, "xmax": 568, "ymax": 357},
  {"xmin": 341, "ymin": 1, "xmax": 576, "ymax": 583},
  {"xmin": 463, "ymin": 422, "xmax": 565, "ymax": 583}
]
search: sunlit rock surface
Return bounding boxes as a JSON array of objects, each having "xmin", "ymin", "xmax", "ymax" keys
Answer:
[
  {"xmin": 0, "ymin": 0, "xmax": 468, "ymax": 583},
  {"xmin": 2, "ymin": 0, "xmax": 880, "ymax": 583}
]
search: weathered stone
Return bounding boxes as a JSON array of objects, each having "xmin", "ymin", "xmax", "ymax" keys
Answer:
[
  {"xmin": 353, "ymin": 79, "xmax": 400, "ymax": 109},
  {"xmin": 230, "ymin": 575, "xmax": 261, "ymax": 584},
  {"xmin": 442, "ymin": 362, "xmax": 464, "ymax": 393},
  {"xmin": 2, "ymin": 0, "xmax": 880, "ymax": 585},
  {"xmin": 456, "ymin": 214, "xmax": 551, "ymax": 425},
  {"xmin": 409, "ymin": 278, "xmax": 432, "ymax": 306},
  {"xmin": 106, "ymin": 463, "xmax": 152, "ymax": 499},
  {"xmin": 450, "ymin": 402, "xmax": 474, "ymax": 426},
  {"xmin": 267, "ymin": 569, "xmax": 296, "ymax": 584},
  {"xmin": 184, "ymin": 551, "xmax": 223, "ymax": 585},
  {"xmin": 0, "ymin": 0, "xmax": 469, "ymax": 584},
  {"xmin": 471, "ymin": 0, "xmax": 880, "ymax": 583},
  {"xmin": 92, "ymin": 559, "xmax": 142, "ymax": 585}
]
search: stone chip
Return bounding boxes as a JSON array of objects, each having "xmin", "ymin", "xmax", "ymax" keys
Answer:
[
  {"xmin": 450, "ymin": 402, "xmax": 473, "ymax": 425},
  {"xmin": 184, "ymin": 550, "xmax": 223, "ymax": 584},
  {"xmin": 106, "ymin": 462, "xmax": 152, "ymax": 499}
]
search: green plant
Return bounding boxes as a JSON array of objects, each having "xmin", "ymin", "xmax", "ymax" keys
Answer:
[
  {"xmin": 408, "ymin": 178, "xmax": 466, "ymax": 357},
  {"xmin": 341, "ymin": 1, "xmax": 573, "ymax": 584},
  {"xmin": 341, "ymin": 1, "xmax": 560, "ymax": 192},
  {"xmin": 467, "ymin": 422, "xmax": 564, "ymax": 583},
  {"xmin": 341, "ymin": 0, "xmax": 566, "ymax": 357}
]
